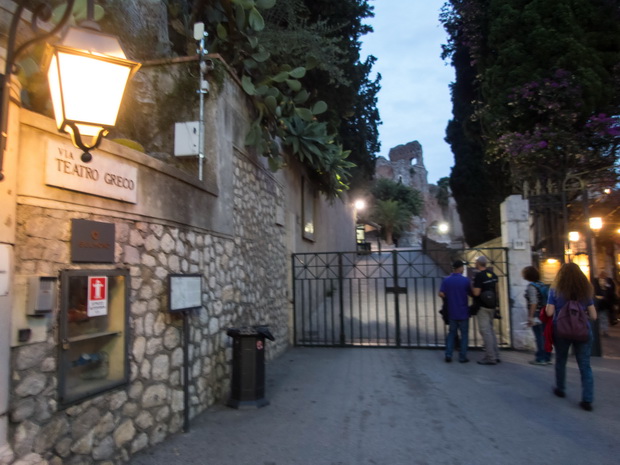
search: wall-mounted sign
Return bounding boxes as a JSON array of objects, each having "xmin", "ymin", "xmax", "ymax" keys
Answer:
[
  {"xmin": 71, "ymin": 219, "xmax": 115, "ymax": 263},
  {"xmin": 46, "ymin": 140, "xmax": 138, "ymax": 203},
  {"xmin": 87, "ymin": 276, "xmax": 108, "ymax": 317},
  {"xmin": 168, "ymin": 274, "xmax": 202, "ymax": 312}
]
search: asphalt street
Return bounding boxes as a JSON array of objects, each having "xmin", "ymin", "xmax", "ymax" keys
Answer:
[{"xmin": 129, "ymin": 326, "xmax": 620, "ymax": 465}]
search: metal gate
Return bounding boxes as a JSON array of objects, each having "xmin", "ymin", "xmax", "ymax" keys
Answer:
[{"xmin": 292, "ymin": 248, "xmax": 511, "ymax": 348}]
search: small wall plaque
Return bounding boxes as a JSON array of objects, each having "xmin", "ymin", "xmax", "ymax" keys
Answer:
[{"xmin": 71, "ymin": 219, "xmax": 115, "ymax": 263}]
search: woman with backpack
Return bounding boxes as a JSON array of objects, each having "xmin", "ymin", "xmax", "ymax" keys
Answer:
[
  {"xmin": 522, "ymin": 266, "xmax": 552, "ymax": 365},
  {"xmin": 545, "ymin": 262, "xmax": 597, "ymax": 411}
]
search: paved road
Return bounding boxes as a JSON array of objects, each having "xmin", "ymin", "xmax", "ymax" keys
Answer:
[{"xmin": 129, "ymin": 336, "xmax": 620, "ymax": 465}]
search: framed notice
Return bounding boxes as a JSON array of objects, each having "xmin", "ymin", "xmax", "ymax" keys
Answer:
[{"xmin": 168, "ymin": 274, "xmax": 202, "ymax": 312}]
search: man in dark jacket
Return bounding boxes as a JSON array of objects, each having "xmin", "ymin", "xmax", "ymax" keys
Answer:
[{"xmin": 473, "ymin": 256, "xmax": 500, "ymax": 365}]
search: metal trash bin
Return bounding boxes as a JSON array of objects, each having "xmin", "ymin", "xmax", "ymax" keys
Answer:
[{"xmin": 226, "ymin": 325, "xmax": 275, "ymax": 409}]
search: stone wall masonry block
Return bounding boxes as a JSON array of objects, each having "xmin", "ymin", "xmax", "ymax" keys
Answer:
[
  {"xmin": 141, "ymin": 254, "xmax": 156, "ymax": 267},
  {"xmin": 55, "ymin": 437, "xmax": 72, "ymax": 458},
  {"xmin": 109, "ymin": 391, "xmax": 128, "ymax": 411},
  {"xmin": 151, "ymin": 354, "xmax": 169, "ymax": 381},
  {"xmin": 15, "ymin": 344, "xmax": 52, "ymax": 371},
  {"xmin": 135, "ymin": 411, "xmax": 154, "ymax": 430},
  {"xmin": 160, "ymin": 234, "xmax": 175, "ymax": 253},
  {"xmin": 14, "ymin": 373, "xmax": 46, "ymax": 397},
  {"xmin": 10, "ymin": 399, "xmax": 35, "ymax": 423},
  {"xmin": 94, "ymin": 412, "xmax": 115, "ymax": 439},
  {"xmin": 150, "ymin": 224, "xmax": 164, "ymax": 238},
  {"xmin": 150, "ymin": 423, "xmax": 167, "ymax": 446},
  {"xmin": 115, "ymin": 222, "xmax": 130, "ymax": 243},
  {"xmin": 128, "ymin": 382, "xmax": 144, "ymax": 401},
  {"xmin": 92, "ymin": 436, "xmax": 115, "ymax": 460},
  {"xmin": 163, "ymin": 327, "xmax": 180, "ymax": 349},
  {"xmin": 113, "ymin": 420, "xmax": 136, "ymax": 448},
  {"xmin": 168, "ymin": 255, "xmax": 180, "ymax": 272},
  {"xmin": 129, "ymin": 229, "xmax": 145, "ymax": 247},
  {"xmin": 143, "ymin": 313, "xmax": 155, "ymax": 337},
  {"xmin": 13, "ymin": 421, "xmax": 40, "ymax": 458},
  {"xmin": 131, "ymin": 277, "xmax": 143, "ymax": 291},
  {"xmin": 144, "ymin": 234, "xmax": 159, "ymax": 252},
  {"xmin": 153, "ymin": 313, "xmax": 166, "ymax": 336},
  {"xmin": 34, "ymin": 417, "xmax": 68, "ymax": 454},
  {"xmin": 140, "ymin": 360, "xmax": 151, "ymax": 379},
  {"xmin": 142, "ymin": 384, "xmax": 168, "ymax": 408},
  {"xmin": 11, "ymin": 452, "xmax": 46, "ymax": 465},
  {"xmin": 69, "ymin": 430, "xmax": 93, "ymax": 455},
  {"xmin": 133, "ymin": 301, "xmax": 148, "ymax": 317},
  {"xmin": 131, "ymin": 433, "xmax": 149, "ymax": 454},
  {"xmin": 155, "ymin": 266, "xmax": 168, "ymax": 281},
  {"xmin": 123, "ymin": 245, "xmax": 140, "ymax": 265},
  {"xmin": 139, "ymin": 284, "xmax": 153, "ymax": 300},
  {"xmin": 70, "ymin": 407, "xmax": 101, "ymax": 439},
  {"xmin": 145, "ymin": 338, "xmax": 162, "ymax": 356},
  {"xmin": 171, "ymin": 348, "xmax": 183, "ymax": 367}
]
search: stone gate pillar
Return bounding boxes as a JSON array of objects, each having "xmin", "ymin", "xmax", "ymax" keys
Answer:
[{"xmin": 501, "ymin": 195, "xmax": 534, "ymax": 350}]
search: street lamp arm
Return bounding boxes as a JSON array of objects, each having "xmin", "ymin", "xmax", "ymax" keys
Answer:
[{"xmin": 0, "ymin": 0, "xmax": 77, "ymax": 181}]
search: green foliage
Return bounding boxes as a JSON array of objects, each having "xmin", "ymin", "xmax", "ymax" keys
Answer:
[
  {"xmin": 441, "ymin": 0, "xmax": 620, "ymax": 246},
  {"xmin": 371, "ymin": 199, "xmax": 411, "ymax": 244},
  {"xmin": 195, "ymin": 0, "xmax": 380, "ymax": 197},
  {"xmin": 435, "ymin": 177, "xmax": 451, "ymax": 209},
  {"xmin": 371, "ymin": 178, "xmax": 423, "ymax": 217}
]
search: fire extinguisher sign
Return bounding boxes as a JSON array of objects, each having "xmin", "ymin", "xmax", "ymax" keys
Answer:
[{"xmin": 87, "ymin": 276, "xmax": 108, "ymax": 317}]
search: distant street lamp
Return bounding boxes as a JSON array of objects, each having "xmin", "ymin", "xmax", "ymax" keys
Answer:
[
  {"xmin": 354, "ymin": 199, "xmax": 366, "ymax": 212},
  {"xmin": 589, "ymin": 217, "xmax": 603, "ymax": 233}
]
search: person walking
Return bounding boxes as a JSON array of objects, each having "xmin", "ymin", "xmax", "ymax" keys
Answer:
[
  {"xmin": 472, "ymin": 256, "xmax": 500, "ymax": 365},
  {"xmin": 439, "ymin": 260, "xmax": 472, "ymax": 363},
  {"xmin": 522, "ymin": 266, "xmax": 552, "ymax": 365},
  {"xmin": 545, "ymin": 262, "xmax": 597, "ymax": 411},
  {"xmin": 593, "ymin": 271, "xmax": 617, "ymax": 335}
]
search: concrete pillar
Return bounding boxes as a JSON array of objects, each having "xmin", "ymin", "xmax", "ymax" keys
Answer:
[
  {"xmin": 500, "ymin": 195, "xmax": 534, "ymax": 350},
  {"xmin": 0, "ymin": 72, "xmax": 20, "ymax": 463}
]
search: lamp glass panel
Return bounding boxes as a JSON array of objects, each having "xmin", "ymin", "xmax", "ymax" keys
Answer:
[
  {"xmin": 47, "ymin": 55, "xmax": 65, "ymax": 130},
  {"xmin": 56, "ymin": 51, "xmax": 131, "ymax": 126}
]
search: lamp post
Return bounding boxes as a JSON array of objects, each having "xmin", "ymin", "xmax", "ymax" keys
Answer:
[{"xmin": 0, "ymin": 0, "xmax": 140, "ymax": 177}]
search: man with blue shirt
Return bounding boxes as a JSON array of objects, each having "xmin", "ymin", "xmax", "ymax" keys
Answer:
[{"xmin": 439, "ymin": 260, "xmax": 472, "ymax": 363}]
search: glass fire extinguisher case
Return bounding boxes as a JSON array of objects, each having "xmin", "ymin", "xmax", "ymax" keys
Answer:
[{"xmin": 58, "ymin": 269, "xmax": 129, "ymax": 406}]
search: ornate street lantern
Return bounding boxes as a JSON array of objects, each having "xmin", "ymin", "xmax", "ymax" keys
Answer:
[{"xmin": 46, "ymin": 26, "xmax": 141, "ymax": 162}]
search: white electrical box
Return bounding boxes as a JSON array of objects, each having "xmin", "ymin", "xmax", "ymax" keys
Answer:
[
  {"xmin": 27, "ymin": 276, "xmax": 57, "ymax": 315},
  {"xmin": 174, "ymin": 121, "xmax": 200, "ymax": 156}
]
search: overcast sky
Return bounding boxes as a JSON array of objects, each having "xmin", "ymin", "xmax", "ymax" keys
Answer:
[{"xmin": 361, "ymin": 0, "xmax": 455, "ymax": 185}]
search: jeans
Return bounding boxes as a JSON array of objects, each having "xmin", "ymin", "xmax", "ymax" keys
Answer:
[
  {"xmin": 477, "ymin": 306, "xmax": 499, "ymax": 361},
  {"xmin": 554, "ymin": 330, "xmax": 594, "ymax": 403},
  {"xmin": 532, "ymin": 323, "xmax": 552, "ymax": 362},
  {"xmin": 446, "ymin": 319, "xmax": 469, "ymax": 361}
]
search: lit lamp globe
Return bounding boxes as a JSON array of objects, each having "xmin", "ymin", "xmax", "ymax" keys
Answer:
[
  {"xmin": 46, "ymin": 26, "xmax": 141, "ymax": 162},
  {"xmin": 589, "ymin": 217, "xmax": 603, "ymax": 233},
  {"xmin": 438, "ymin": 222, "xmax": 449, "ymax": 234}
]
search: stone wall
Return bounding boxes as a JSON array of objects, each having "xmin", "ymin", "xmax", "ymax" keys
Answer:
[
  {"xmin": 2, "ymin": 59, "xmax": 353, "ymax": 465},
  {"xmin": 8, "ymin": 147, "xmax": 288, "ymax": 464}
]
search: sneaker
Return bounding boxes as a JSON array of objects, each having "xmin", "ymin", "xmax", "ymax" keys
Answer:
[
  {"xmin": 544, "ymin": 360, "xmax": 553, "ymax": 365},
  {"xmin": 459, "ymin": 358, "xmax": 470, "ymax": 363},
  {"xmin": 579, "ymin": 401, "xmax": 593, "ymax": 411},
  {"xmin": 529, "ymin": 360, "xmax": 546, "ymax": 366},
  {"xmin": 445, "ymin": 356, "xmax": 452, "ymax": 363},
  {"xmin": 477, "ymin": 359, "xmax": 497, "ymax": 365},
  {"xmin": 553, "ymin": 388, "xmax": 566, "ymax": 398}
]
